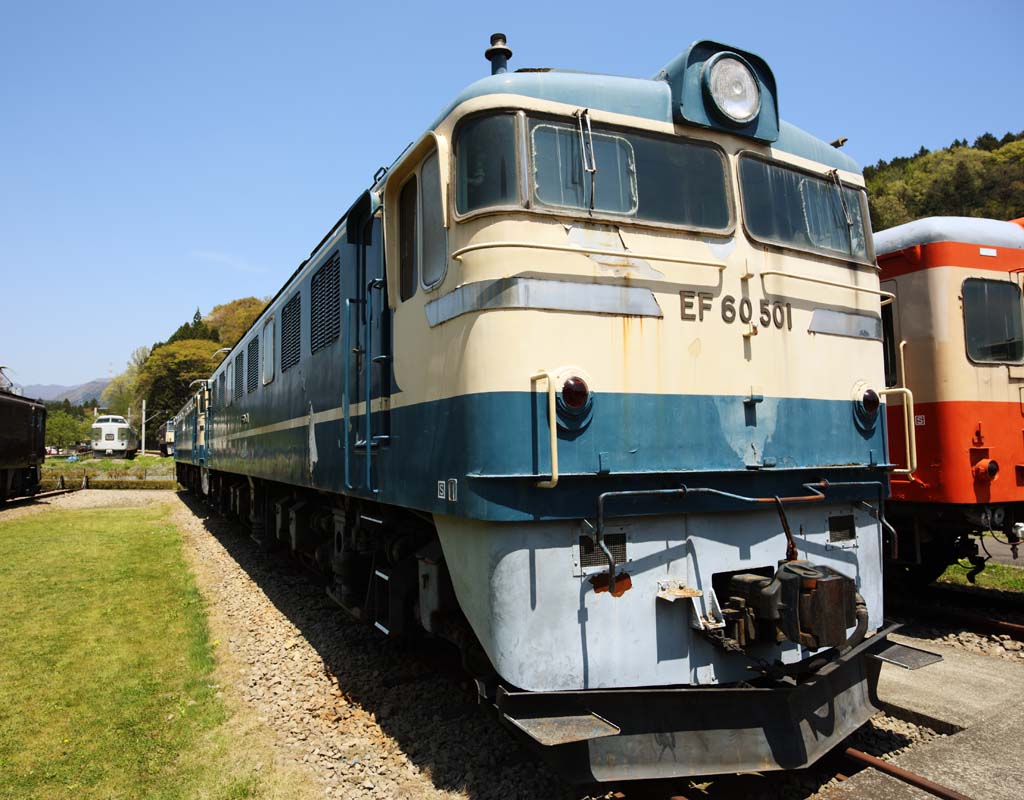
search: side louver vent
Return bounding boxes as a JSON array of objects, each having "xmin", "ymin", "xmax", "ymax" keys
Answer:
[
  {"xmin": 310, "ymin": 251, "xmax": 340, "ymax": 354},
  {"xmin": 247, "ymin": 337, "xmax": 259, "ymax": 393},
  {"xmin": 579, "ymin": 533, "xmax": 627, "ymax": 569},
  {"xmin": 234, "ymin": 352, "xmax": 244, "ymax": 400},
  {"xmin": 281, "ymin": 293, "xmax": 301, "ymax": 372}
]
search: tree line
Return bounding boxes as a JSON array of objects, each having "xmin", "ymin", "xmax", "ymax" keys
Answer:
[
  {"xmin": 94, "ymin": 298, "xmax": 267, "ymax": 448},
  {"xmin": 865, "ymin": 130, "xmax": 1024, "ymax": 231}
]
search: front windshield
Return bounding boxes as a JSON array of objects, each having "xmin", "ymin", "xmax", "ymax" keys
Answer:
[
  {"xmin": 739, "ymin": 156, "xmax": 869, "ymax": 261},
  {"xmin": 528, "ymin": 118, "xmax": 730, "ymax": 230}
]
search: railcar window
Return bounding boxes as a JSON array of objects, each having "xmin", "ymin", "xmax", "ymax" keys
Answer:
[
  {"xmin": 262, "ymin": 318, "xmax": 275, "ymax": 385},
  {"xmin": 527, "ymin": 119, "xmax": 730, "ymax": 229},
  {"xmin": 881, "ymin": 302, "xmax": 898, "ymax": 387},
  {"xmin": 421, "ymin": 150, "xmax": 447, "ymax": 288},
  {"xmin": 399, "ymin": 177, "xmax": 418, "ymax": 301},
  {"xmin": 963, "ymin": 278, "xmax": 1024, "ymax": 363},
  {"xmin": 233, "ymin": 353, "xmax": 244, "ymax": 400},
  {"xmin": 281, "ymin": 293, "xmax": 301, "ymax": 371},
  {"xmin": 455, "ymin": 114, "xmax": 518, "ymax": 213},
  {"xmin": 531, "ymin": 123, "xmax": 637, "ymax": 215},
  {"xmin": 247, "ymin": 337, "xmax": 259, "ymax": 393},
  {"xmin": 739, "ymin": 156, "xmax": 869, "ymax": 262}
]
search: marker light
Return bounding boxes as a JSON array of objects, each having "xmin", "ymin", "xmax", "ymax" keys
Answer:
[
  {"xmin": 562, "ymin": 377, "xmax": 589, "ymax": 409},
  {"xmin": 706, "ymin": 55, "xmax": 760, "ymax": 124},
  {"xmin": 861, "ymin": 389, "xmax": 880, "ymax": 416}
]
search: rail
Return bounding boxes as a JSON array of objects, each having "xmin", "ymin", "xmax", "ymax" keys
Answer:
[{"xmin": 760, "ymin": 269, "xmax": 895, "ymax": 305}]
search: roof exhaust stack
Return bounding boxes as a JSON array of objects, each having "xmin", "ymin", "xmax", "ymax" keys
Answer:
[{"xmin": 485, "ymin": 33, "xmax": 512, "ymax": 75}]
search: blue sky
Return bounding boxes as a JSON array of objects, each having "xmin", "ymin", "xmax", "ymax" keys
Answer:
[{"xmin": 2, "ymin": 0, "xmax": 1021, "ymax": 386}]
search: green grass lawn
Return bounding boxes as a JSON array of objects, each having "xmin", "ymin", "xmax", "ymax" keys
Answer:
[
  {"xmin": 938, "ymin": 560, "xmax": 1024, "ymax": 592},
  {"xmin": 0, "ymin": 505, "xmax": 305, "ymax": 800}
]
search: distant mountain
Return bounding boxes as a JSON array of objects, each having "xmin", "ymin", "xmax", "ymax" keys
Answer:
[{"xmin": 19, "ymin": 379, "xmax": 110, "ymax": 404}]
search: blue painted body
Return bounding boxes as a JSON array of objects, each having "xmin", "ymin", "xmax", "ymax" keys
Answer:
[{"xmin": 206, "ymin": 385, "xmax": 888, "ymax": 521}]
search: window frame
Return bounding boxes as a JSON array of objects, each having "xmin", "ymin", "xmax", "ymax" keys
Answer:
[
  {"xmin": 450, "ymin": 110, "xmax": 526, "ymax": 222},
  {"xmin": 529, "ymin": 121, "xmax": 640, "ymax": 216},
  {"xmin": 961, "ymin": 277, "xmax": 1024, "ymax": 366},
  {"xmin": 736, "ymin": 150, "xmax": 875, "ymax": 268},
  {"xmin": 225, "ymin": 363, "xmax": 233, "ymax": 407},
  {"xmin": 262, "ymin": 316, "xmax": 275, "ymax": 385}
]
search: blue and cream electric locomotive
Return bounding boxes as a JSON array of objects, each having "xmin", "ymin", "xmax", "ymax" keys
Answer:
[{"xmin": 175, "ymin": 35, "xmax": 925, "ymax": 782}]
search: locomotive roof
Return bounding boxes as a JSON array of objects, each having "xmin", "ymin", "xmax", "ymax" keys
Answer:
[
  {"xmin": 874, "ymin": 216, "xmax": 1024, "ymax": 255},
  {"xmin": 430, "ymin": 69, "xmax": 861, "ymax": 173}
]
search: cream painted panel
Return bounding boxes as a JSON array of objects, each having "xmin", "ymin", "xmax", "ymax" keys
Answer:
[{"xmin": 894, "ymin": 266, "xmax": 1022, "ymax": 404}]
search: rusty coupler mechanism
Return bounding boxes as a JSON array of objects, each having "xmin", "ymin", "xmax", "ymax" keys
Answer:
[{"xmin": 704, "ymin": 498, "xmax": 867, "ymax": 654}]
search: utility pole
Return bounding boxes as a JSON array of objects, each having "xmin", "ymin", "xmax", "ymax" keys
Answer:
[{"xmin": 142, "ymin": 398, "xmax": 146, "ymax": 454}]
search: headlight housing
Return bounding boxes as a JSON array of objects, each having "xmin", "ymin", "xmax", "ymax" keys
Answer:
[{"xmin": 704, "ymin": 53, "xmax": 760, "ymax": 124}]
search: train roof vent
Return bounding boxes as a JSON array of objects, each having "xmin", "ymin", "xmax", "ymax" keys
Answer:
[
  {"xmin": 281, "ymin": 292, "xmax": 301, "ymax": 372},
  {"xmin": 310, "ymin": 251, "xmax": 340, "ymax": 355}
]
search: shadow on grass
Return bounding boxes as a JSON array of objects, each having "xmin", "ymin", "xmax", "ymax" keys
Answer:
[{"xmin": 176, "ymin": 492, "xmax": 573, "ymax": 800}]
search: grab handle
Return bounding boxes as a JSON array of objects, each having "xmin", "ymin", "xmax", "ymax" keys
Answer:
[{"xmin": 531, "ymin": 370, "xmax": 559, "ymax": 489}]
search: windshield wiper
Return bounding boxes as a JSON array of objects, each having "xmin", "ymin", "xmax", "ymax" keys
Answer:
[
  {"xmin": 575, "ymin": 108, "xmax": 597, "ymax": 211},
  {"xmin": 827, "ymin": 169, "xmax": 855, "ymax": 251}
]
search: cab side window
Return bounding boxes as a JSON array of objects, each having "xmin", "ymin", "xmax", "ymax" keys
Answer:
[{"xmin": 399, "ymin": 177, "xmax": 418, "ymax": 301}]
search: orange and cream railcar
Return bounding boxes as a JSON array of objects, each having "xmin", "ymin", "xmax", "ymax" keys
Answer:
[{"xmin": 876, "ymin": 216, "xmax": 1024, "ymax": 580}]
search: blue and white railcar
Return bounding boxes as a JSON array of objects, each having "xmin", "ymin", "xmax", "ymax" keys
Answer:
[
  {"xmin": 175, "ymin": 36, "xmax": 926, "ymax": 782},
  {"xmin": 90, "ymin": 415, "xmax": 138, "ymax": 458}
]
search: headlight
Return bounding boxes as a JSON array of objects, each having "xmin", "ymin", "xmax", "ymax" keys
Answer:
[{"xmin": 705, "ymin": 54, "xmax": 760, "ymax": 124}]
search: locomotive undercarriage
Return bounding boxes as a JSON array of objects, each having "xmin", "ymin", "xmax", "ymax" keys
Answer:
[
  {"xmin": 887, "ymin": 501, "xmax": 1023, "ymax": 584},
  {"xmin": 175, "ymin": 461, "xmax": 494, "ymax": 679},
  {"xmin": 0, "ymin": 466, "xmax": 41, "ymax": 502},
  {"xmin": 175, "ymin": 461, "xmax": 929, "ymax": 781}
]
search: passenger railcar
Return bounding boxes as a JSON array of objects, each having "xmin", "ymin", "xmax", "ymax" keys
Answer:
[
  {"xmin": 175, "ymin": 36, "xmax": 922, "ymax": 782},
  {"xmin": 157, "ymin": 420, "xmax": 175, "ymax": 457},
  {"xmin": 90, "ymin": 415, "xmax": 139, "ymax": 458},
  {"xmin": 0, "ymin": 387, "xmax": 46, "ymax": 502},
  {"xmin": 877, "ymin": 216, "xmax": 1024, "ymax": 581}
]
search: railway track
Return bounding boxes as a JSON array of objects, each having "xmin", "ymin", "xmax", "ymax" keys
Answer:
[
  {"xmin": 888, "ymin": 580, "xmax": 1024, "ymax": 642},
  {"xmin": 0, "ymin": 488, "xmax": 79, "ymax": 508}
]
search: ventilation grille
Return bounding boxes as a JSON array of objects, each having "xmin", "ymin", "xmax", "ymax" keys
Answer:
[
  {"xmin": 247, "ymin": 337, "xmax": 259, "ymax": 393},
  {"xmin": 234, "ymin": 353, "xmax": 244, "ymax": 399},
  {"xmin": 281, "ymin": 293, "xmax": 301, "ymax": 372},
  {"xmin": 310, "ymin": 251, "xmax": 340, "ymax": 354},
  {"xmin": 579, "ymin": 533, "xmax": 627, "ymax": 569}
]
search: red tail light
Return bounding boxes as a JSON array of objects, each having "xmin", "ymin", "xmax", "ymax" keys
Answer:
[{"xmin": 562, "ymin": 377, "xmax": 589, "ymax": 409}]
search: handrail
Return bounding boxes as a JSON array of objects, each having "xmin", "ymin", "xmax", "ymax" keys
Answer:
[
  {"xmin": 364, "ymin": 278, "xmax": 385, "ymax": 495},
  {"xmin": 760, "ymin": 269, "xmax": 895, "ymax": 305},
  {"xmin": 451, "ymin": 240, "xmax": 727, "ymax": 270},
  {"xmin": 531, "ymin": 370, "xmax": 559, "ymax": 489},
  {"xmin": 879, "ymin": 341, "xmax": 917, "ymax": 476},
  {"xmin": 342, "ymin": 297, "xmax": 361, "ymax": 491}
]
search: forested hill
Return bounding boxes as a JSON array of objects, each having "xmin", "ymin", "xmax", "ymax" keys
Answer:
[{"xmin": 865, "ymin": 130, "xmax": 1024, "ymax": 232}]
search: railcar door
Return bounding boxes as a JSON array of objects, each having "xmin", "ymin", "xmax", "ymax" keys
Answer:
[{"xmin": 345, "ymin": 204, "xmax": 391, "ymax": 494}]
